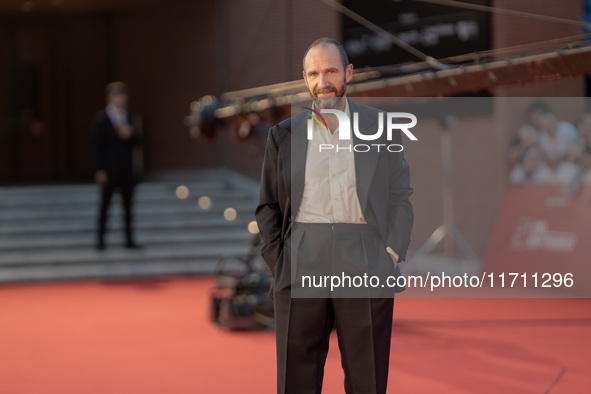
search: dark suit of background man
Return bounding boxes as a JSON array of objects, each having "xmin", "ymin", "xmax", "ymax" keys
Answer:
[
  {"xmin": 255, "ymin": 38, "xmax": 414, "ymax": 393},
  {"xmin": 92, "ymin": 81, "xmax": 141, "ymax": 250}
]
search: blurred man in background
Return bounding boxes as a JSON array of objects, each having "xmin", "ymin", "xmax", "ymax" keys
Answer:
[{"xmin": 92, "ymin": 81, "xmax": 141, "ymax": 250}]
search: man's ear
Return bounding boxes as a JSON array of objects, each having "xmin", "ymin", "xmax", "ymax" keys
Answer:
[
  {"xmin": 303, "ymin": 70, "xmax": 309, "ymax": 88},
  {"xmin": 345, "ymin": 64, "xmax": 354, "ymax": 83}
]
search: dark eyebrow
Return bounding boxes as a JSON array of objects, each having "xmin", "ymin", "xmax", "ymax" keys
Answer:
[{"xmin": 307, "ymin": 67, "xmax": 339, "ymax": 76}]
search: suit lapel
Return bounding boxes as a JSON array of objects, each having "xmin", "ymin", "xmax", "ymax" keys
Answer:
[
  {"xmin": 289, "ymin": 111, "xmax": 309, "ymax": 216},
  {"xmin": 103, "ymin": 111, "xmax": 117, "ymax": 137},
  {"xmin": 350, "ymin": 100, "xmax": 380, "ymax": 213}
]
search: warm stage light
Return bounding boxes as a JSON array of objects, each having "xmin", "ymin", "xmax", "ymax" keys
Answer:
[
  {"xmin": 198, "ymin": 196, "xmax": 212, "ymax": 210},
  {"xmin": 176, "ymin": 185, "xmax": 189, "ymax": 199},
  {"xmin": 247, "ymin": 221, "xmax": 259, "ymax": 234},
  {"xmin": 224, "ymin": 208, "xmax": 237, "ymax": 221}
]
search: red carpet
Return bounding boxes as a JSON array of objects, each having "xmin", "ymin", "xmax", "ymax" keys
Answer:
[{"xmin": 0, "ymin": 277, "xmax": 589, "ymax": 393}]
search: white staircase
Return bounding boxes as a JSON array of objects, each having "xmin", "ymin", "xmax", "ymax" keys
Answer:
[{"xmin": 0, "ymin": 169, "xmax": 260, "ymax": 282}]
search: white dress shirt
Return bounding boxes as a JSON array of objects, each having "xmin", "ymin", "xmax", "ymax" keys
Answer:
[
  {"xmin": 295, "ymin": 101, "xmax": 400, "ymax": 262},
  {"xmin": 106, "ymin": 104, "xmax": 129, "ymax": 126},
  {"xmin": 295, "ymin": 101, "xmax": 366, "ymax": 224}
]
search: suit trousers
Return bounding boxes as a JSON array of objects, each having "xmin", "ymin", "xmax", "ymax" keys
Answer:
[
  {"xmin": 97, "ymin": 175, "xmax": 135, "ymax": 245},
  {"xmin": 273, "ymin": 222, "xmax": 395, "ymax": 394}
]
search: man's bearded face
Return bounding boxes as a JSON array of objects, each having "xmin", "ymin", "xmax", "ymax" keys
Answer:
[
  {"xmin": 303, "ymin": 44, "xmax": 352, "ymax": 110},
  {"xmin": 312, "ymin": 80, "xmax": 347, "ymax": 110}
]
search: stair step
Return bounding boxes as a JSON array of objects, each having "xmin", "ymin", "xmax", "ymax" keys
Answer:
[
  {"xmin": 0, "ymin": 259, "xmax": 221, "ymax": 283},
  {"xmin": 0, "ymin": 216, "xmax": 257, "ymax": 236},
  {"xmin": 0, "ymin": 228, "xmax": 253, "ymax": 251},
  {"xmin": 0, "ymin": 200, "xmax": 256, "ymax": 221},
  {"xmin": 0, "ymin": 190, "xmax": 253, "ymax": 208},
  {"xmin": 0, "ymin": 204, "xmax": 255, "ymax": 225},
  {"xmin": 0, "ymin": 242, "xmax": 251, "ymax": 266},
  {"xmin": 0, "ymin": 180, "xmax": 226, "ymax": 197}
]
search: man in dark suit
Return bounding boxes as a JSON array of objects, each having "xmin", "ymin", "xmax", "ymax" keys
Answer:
[
  {"xmin": 92, "ymin": 81, "xmax": 141, "ymax": 250},
  {"xmin": 255, "ymin": 38, "xmax": 414, "ymax": 393}
]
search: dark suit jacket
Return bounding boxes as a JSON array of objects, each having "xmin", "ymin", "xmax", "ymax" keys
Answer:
[
  {"xmin": 255, "ymin": 99, "xmax": 414, "ymax": 277},
  {"xmin": 91, "ymin": 110, "xmax": 140, "ymax": 179}
]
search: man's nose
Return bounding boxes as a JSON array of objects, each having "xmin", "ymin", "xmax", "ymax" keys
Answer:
[{"xmin": 317, "ymin": 74, "xmax": 329, "ymax": 88}]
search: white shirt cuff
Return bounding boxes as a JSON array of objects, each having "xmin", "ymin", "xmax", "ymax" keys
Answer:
[{"xmin": 386, "ymin": 247, "xmax": 399, "ymax": 262}]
